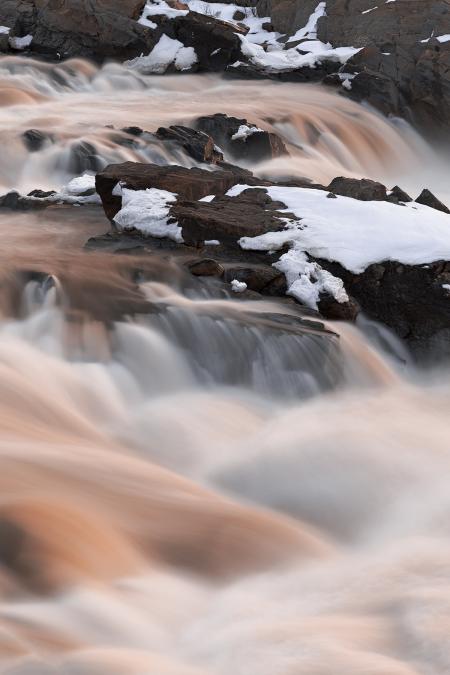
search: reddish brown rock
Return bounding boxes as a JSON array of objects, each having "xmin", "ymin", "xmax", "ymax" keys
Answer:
[{"xmin": 96, "ymin": 162, "xmax": 246, "ymax": 221}]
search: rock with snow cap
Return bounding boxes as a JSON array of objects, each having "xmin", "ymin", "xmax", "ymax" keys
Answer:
[
  {"xmin": 196, "ymin": 113, "xmax": 288, "ymax": 162},
  {"xmin": 155, "ymin": 125, "xmax": 224, "ymax": 164},
  {"xmin": 95, "ymin": 162, "xmax": 249, "ymax": 221}
]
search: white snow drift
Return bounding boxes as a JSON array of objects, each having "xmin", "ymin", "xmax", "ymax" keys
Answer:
[
  {"xmin": 226, "ymin": 184, "xmax": 450, "ymax": 308},
  {"xmin": 126, "ymin": 34, "xmax": 197, "ymax": 74},
  {"xmin": 113, "ymin": 187, "xmax": 183, "ymax": 242}
]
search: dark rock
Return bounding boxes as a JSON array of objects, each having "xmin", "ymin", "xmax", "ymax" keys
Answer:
[
  {"xmin": 27, "ymin": 189, "xmax": 57, "ymax": 198},
  {"xmin": 223, "ymin": 265, "xmax": 286, "ymax": 293},
  {"xmin": 196, "ymin": 113, "xmax": 288, "ymax": 162},
  {"xmin": 0, "ymin": 0, "xmax": 156, "ymax": 61},
  {"xmin": 22, "ymin": 129, "xmax": 52, "ymax": 152},
  {"xmin": 0, "ymin": 191, "xmax": 51, "ymax": 210},
  {"xmin": 317, "ymin": 0, "xmax": 450, "ymax": 132},
  {"xmin": 233, "ymin": 9, "xmax": 246, "ymax": 20},
  {"xmin": 174, "ymin": 187, "xmax": 287, "ymax": 246},
  {"xmin": 387, "ymin": 185, "xmax": 412, "ymax": 204},
  {"xmin": 415, "ymin": 188, "xmax": 450, "ymax": 214},
  {"xmin": 327, "ymin": 177, "xmax": 387, "ymax": 201},
  {"xmin": 318, "ymin": 294, "xmax": 360, "ymax": 322},
  {"xmin": 187, "ymin": 258, "xmax": 225, "ymax": 276},
  {"xmin": 61, "ymin": 140, "xmax": 104, "ymax": 175},
  {"xmin": 256, "ymin": 0, "xmax": 319, "ymax": 35},
  {"xmin": 96, "ymin": 162, "xmax": 248, "ymax": 221},
  {"xmin": 155, "ymin": 125, "xmax": 223, "ymax": 164},
  {"xmin": 121, "ymin": 126, "xmax": 144, "ymax": 136},
  {"xmin": 163, "ymin": 11, "xmax": 245, "ymax": 71},
  {"xmin": 316, "ymin": 256, "xmax": 450, "ymax": 360}
]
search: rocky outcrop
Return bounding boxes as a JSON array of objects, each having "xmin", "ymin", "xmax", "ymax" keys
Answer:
[
  {"xmin": 0, "ymin": 0, "xmax": 156, "ymax": 61},
  {"xmin": 155, "ymin": 125, "xmax": 223, "ymax": 164},
  {"xmin": 327, "ymin": 177, "xmax": 387, "ymax": 202},
  {"xmin": 156, "ymin": 11, "xmax": 245, "ymax": 71},
  {"xmin": 317, "ymin": 257, "xmax": 450, "ymax": 360},
  {"xmin": 318, "ymin": 0, "xmax": 450, "ymax": 132},
  {"xmin": 92, "ymin": 163, "xmax": 450, "ymax": 358},
  {"xmin": 256, "ymin": 0, "xmax": 318, "ymax": 35},
  {"xmin": 416, "ymin": 188, "xmax": 450, "ymax": 214},
  {"xmin": 173, "ymin": 187, "xmax": 288, "ymax": 245},
  {"xmin": 196, "ymin": 113, "xmax": 288, "ymax": 162},
  {"xmin": 95, "ymin": 162, "xmax": 250, "ymax": 220}
]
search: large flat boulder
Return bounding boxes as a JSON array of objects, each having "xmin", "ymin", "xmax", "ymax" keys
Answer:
[
  {"xmin": 173, "ymin": 187, "xmax": 288, "ymax": 245},
  {"xmin": 196, "ymin": 113, "xmax": 288, "ymax": 163},
  {"xmin": 95, "ymin": 162, "xmax": 248, "ymax": 220}
]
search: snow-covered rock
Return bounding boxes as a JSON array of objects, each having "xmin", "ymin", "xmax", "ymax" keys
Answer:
[
  {"xmin": 113, "ymin": 187, "xmax": 183, "ymax": 242},
  {"xmin": 126, "ymin": 34, "xmax": 197, "ymax": 73}
]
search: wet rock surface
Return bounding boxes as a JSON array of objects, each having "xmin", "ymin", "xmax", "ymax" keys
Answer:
[
  {"xmin": 91, "ymin": 160, "xmax": 450, "ymax": 359},
  {"xmin": 196, "ymin": 113, "xmax": 288, "ymax": 162},
  {"xmin": 155, "ymin": 125, "xmax": 224, "ymax": 164},
  {"xmin": 1, "ymin": 0, "xmax": 448, "ymax": 133},
  {"xmin": 317, "ymin": 257, "xmax": 450, "ymax": 360}
]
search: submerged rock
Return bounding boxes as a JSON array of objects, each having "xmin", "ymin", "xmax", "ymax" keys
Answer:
[{"xmin": 22, "ymin": 129, "xmax": 53, "ymax": 152}]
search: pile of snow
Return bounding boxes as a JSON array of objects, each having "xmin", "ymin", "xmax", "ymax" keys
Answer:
[
  {"xmin": 64, "ymin": 174, "xmax": 96, "ymax": 196},
  {"xmin": 420, "ymin": 34, "xmax": 450, "ymax": 44},
  {"xmin": 289, "ymin": 1, "xmax": 326, "ymax": 42},
  {"xmin": 134, "ymin": 0, "xmax": 361, "ymax": 74},
  {"xmin": 53, "ymin": 173, "xmax": 101, "ymax": 204},
  {"xmin": 0, "ymin": 26, "xmax": 11, "ymax": 35},
  {"xmin": 139, "ymin": 0, "xmax": 188, "ymax": 24},
  {"xmin": 231, "ymin": 124, "xmax": 264, "ymax": 141},
  {"xmin": 230, "ymin": 279, "xmax": 247, "ymax": 293},
  {"xmin": 237, "ymin": 35, "xmax": 360, "ymax": 73},
  {"xmin": 9, "ymin": 34, "xmax": 33, "ymax": 50},
  {"xmin": 18, "ymin": 173, "xmax": 101, "ymax": 206},
  {"xmin": 113, "ymin": 187, "xmax": 183, "ymax": 242},
  {"xmin": 226, "ymin": 184, "xmax": 450, "ymax": 309},
  {"xmin": 126, "ymin": 34, "xmax": 197, "ymax": 73}
]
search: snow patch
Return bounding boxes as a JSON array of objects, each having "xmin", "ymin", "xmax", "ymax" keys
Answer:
[
  {"xmin": 231, "ymin": 125, "xmax": 263, "ymax": 141},
  {"xmin": 231, "ymin": 279, "xmax": 247, "ymax": 293},
  {"xmin": 126, "ymin": 34, "xmax": 197, "ymax": 74},
  {"xmin": 114, "ymin": 187, "xmax": 183, "ymax": 242},
  {"xmin": 226, "ymin": 184, "xmax": 450, "ymax": 309},
  {"xmin": 9, "ymin": 34, "xmax": 33, "ymax": 50}
]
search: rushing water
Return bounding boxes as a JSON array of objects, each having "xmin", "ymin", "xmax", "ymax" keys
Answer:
[
  {"xmin": 0, "ymin": 55, "xmax": 449, "ymax": 674},
  {"xmin": 0, "ymin": 56, "xmax": 449, "ymax": 200}
]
